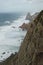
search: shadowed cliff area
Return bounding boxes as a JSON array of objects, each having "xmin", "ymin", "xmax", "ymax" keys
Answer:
[{"xmin": 0, "ymin": 10, "xmax": 43, "ymax": 65}]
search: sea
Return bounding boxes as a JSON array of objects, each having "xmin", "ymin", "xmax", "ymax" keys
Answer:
[{"xmin": 0, "ymin": 12, "xmax": 29, "ymax": 62}]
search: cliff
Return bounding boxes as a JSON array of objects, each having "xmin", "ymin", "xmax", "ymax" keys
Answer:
[
  {"xmin": 25, "ymin": 13, "xmax": 33, "ymax": 21},
  {"xmin": 0, "ymin": 10, "xmax": 43, "ymax": 65},
  {"xmin": 19, "ymin": 12, "xmax": 38, "ymax": 30},
  {"xmin": 15, "ymin": 10, "xmax": 43, "ymax": 65},
  {"xmin": 19, "ymin": 23, "xmax": 29, "ymax": 30}
]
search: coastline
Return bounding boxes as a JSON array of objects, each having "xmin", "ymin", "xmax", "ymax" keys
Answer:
[
  {"xmin": 0, "ymin": 10, "xmax": 43, "ymax": 65},
  {"xmin": 0, "ymin": 14, "xmax": 27, "ymax": 62},
  {"xmin": 0, "ymin": 53, "xmax": 17, "ymax": 65}
]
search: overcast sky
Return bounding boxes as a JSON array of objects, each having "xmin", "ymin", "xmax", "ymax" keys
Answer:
[{"xmin": 0, "ymin": 0, "xmax": 43, "ymax": 13}]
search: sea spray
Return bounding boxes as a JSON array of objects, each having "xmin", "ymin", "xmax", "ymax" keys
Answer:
[{"xmin": 0, "ymin": 13, "xmax": 28, "ymax": 61}]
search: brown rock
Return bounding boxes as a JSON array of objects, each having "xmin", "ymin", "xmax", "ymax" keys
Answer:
[
  {"xmin": 16, "ymin": 10, "xmax": 43, "ymax": 65},
  {"xmin": 19, "ymin": 23, "xmax": 29, "ymax": 30}
]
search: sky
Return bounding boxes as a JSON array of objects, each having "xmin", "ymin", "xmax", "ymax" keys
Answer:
[{"xmin": 0, "ymin": 0, "xmax": 43, "ymax": 13}]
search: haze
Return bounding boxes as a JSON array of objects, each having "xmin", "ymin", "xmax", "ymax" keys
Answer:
[{"xmin": 0, "ymin": 0, "xmax": 43, "ymax": 13}]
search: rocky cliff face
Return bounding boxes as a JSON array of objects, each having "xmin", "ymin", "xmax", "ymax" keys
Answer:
[
  {"xmin": 0, "ymin": 10, "xmax": 43, "ymax": 65},
  {"xmin": 15, "ymin": 10, "xmax": 43, "ymax": 65}
]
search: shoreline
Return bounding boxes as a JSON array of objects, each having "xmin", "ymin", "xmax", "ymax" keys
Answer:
[{"xmin": 0, "ymin": 52, "xmax": 18, "ymax": 65}]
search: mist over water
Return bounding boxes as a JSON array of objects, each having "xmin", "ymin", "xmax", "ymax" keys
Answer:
[
  {"xmin": 0, "ymin": 12, "xmax": 29, "ymax": 61},
  {"xmin": 0, "ymin": 13, "xmax": 27, "ymax": 46}
]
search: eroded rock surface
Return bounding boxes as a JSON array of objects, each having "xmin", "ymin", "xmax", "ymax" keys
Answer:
[{"xmin": 15, "ymin": 10, "xmax": 43, "ymax": 65}]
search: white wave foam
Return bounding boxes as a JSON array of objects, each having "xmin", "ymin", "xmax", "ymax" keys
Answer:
[
  {"xmin": 0, "ymin": 15, "xmax": 28, "ymax": 46},
  {"xmin": 0, "ymin": 15, "xmax": 29, "ymax": 61},
  {"xmin": 5, "ymin": 21, "xmax": 10, "ymax": 24},
  {"xmin": 11, "ymin": 15, "xmax": 30, "ymax": 28}
]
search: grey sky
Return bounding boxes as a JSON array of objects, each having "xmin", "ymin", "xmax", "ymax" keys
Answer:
[{"xmin": 0, "ymin": 0, "xmax": 43, "ymax": 13}]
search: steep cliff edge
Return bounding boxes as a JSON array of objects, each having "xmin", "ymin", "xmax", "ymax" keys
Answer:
[
  {"xmin": 0, "ymin": 10, "xmax": 43, "ymax": 65},
  {"xmin": 15, "ymin": 10, "xmax": 43, "ymax": 65}
]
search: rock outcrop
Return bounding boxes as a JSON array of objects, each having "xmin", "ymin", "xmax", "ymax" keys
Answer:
[
  {"xmin": 19, "ymin": 23, "xmax": 29, "ymax": 30},
  {"xmin": 26, "ymin": 12, "xmax": 38, "ymax": 21},
  {"xmin": 19, "ymin": 12, "xmax": 38, "ymax": 30},
  {"xmin": 0, "ymin": 10, "xmax": 43, "ymax": 65},
  {"xmin": 25, "ymin": 13, "xmax": 33, "ymax": 21}
]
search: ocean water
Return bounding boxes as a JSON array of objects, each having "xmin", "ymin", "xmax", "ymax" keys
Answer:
[{"xmin": 0, "ymin": 12, "xmax": 29, "ymax": 62}]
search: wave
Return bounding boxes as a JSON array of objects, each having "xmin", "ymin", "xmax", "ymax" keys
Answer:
[
  {"xmin": 0, "ymin": 15, "xmax": 29, "ymax": 46},
  {"xmin": 0, "ymin": 14, "xmax": 30, "ymax": 61}
]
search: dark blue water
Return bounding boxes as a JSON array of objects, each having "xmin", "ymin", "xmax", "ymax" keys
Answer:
[{"xmin": 0, "ymin": 13, "xmax": 24, "ymax": 26}]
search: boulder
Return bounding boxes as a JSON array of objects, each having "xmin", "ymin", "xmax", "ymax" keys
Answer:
[
  {"xmin": 19, "ymin": 23, "xmax": 29, "ymax": 30},
  {"xmin": 2, "ymin": 52, "xmax": 6, "ymax": 55}
]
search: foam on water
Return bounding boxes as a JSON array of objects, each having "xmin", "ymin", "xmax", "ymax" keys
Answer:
[{"xmin": 0, "ymin": 15, "xmax": 29, "ymax": 61}]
